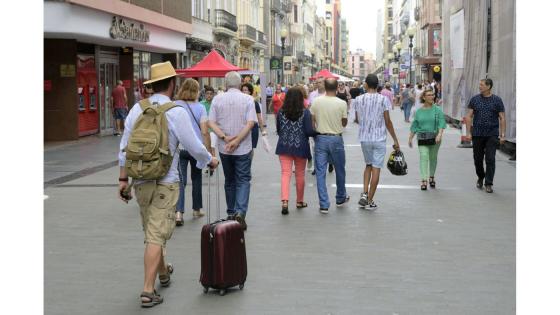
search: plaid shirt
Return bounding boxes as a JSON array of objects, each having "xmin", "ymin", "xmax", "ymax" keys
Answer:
[{"xmin": 209, "ymin": 88, "xmax": 257, "ymax": 155}]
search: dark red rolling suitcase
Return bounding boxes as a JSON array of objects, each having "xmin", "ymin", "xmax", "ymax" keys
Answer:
[{"xmin": 200, "ymin": 170, "xmax": 247, "ymax": 296}]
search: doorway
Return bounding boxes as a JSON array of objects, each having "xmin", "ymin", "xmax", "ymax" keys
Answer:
[{"xmin": 97, "ymin": 48, "xmax": 119, "ymax": 136}]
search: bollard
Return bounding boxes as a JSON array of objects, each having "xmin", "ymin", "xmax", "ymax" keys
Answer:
[{"xmin": 457, "ymin": 117, "xmax": 473, "ymax": 148}]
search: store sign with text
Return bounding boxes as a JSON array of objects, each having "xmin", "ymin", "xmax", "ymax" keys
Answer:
[{"xmin": 110, "ymin": 16, "xmax": 150, "ymax": 42}]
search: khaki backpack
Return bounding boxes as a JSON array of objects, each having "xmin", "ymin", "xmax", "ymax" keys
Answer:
[{"xmin": 124, "ymin": 99, "xmax": 178, "ymax": 180}]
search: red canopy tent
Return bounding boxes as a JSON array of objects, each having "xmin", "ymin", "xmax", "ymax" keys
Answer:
[
  {"xmin": 309, "ymin": 69, "xmax": 339, "ymax": 80},
  {"xmin": 176, "ymin": 50, "xmax": 247, "ymax": 77}
]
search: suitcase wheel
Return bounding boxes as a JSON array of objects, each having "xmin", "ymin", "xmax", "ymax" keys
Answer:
[
  {"xmin": 203, "ymin": 287, "xmax": 209, "ymax": 294},
  {"xmin": 239, "ymin": 283, "xmax": 244, "ymax": 290},
  {"xmin": 219, "ymin": 289, "xmax": 226, "ymax": 296}
]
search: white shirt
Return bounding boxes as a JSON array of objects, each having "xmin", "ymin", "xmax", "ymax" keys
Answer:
[
  {"xmin": 118, "ymin": 94, "xmax": 212, "ymax": 184},
  {"xmin": 209, "ymin": 88, "xmax": 257, "ymax": 156},
  {"xmin": 353, "ymin": 92, "xmax": 392, "ymax": 142}
]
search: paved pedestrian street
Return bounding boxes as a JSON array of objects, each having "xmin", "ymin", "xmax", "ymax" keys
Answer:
[{"xmin": 44, "ymin": 109, "xmax": 515, "ymax": 314}]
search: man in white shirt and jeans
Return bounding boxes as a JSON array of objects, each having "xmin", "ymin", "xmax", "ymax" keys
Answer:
[
  {"xmin": 117, "ymin": 62, "xmax": 219, "ymax": 308},
  {"xmin": 353, "ymin": 74, "xmax": 400, "ymax": 210},
  {"xmin": 208, "ymin": 71, "xmax": 257, "ymax": 230}
]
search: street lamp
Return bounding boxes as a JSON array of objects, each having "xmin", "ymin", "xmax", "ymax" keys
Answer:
[
  {"xmin": 407, "ymin": 26, "xmax": 415, "ymax": 85},
  {"xmin": 393, "ymin": 41, "xmax": 402, "ymax": 86},
  {"xmin": 280, "ymin": 26, "xmax": 288, "ymax": 85}
]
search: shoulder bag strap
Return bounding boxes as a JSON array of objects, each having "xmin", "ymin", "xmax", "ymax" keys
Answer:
[{"xmin": 184, "ymin": 102, "xmax": 201, "ymax": 130}]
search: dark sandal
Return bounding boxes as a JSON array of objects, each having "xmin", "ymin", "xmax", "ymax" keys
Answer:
[
  {"xmin": 429, "ymin": 177, "xmax": 436, "ymax": 188},
  {"xmin": 281, "ymin": 201, "xmax": 289, "ymax": 215},
  {"xmin": 141, "ymin": 290, "xmax": 163, "ymax": 308},
  {"xmin": 421, "ymin": 181, "xmax": 428, "ymax": 191},
  {"xmin": 296, "ymin": 202, "xmax": 308, "ymax": 209},
  {"xmin": 159, "ymin": 263, "xmax": 173, "ymax": 287}
]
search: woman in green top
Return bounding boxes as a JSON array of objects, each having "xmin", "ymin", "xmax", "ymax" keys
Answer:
[{"xmin": 408, "ymin": 89, "xmax": 447, "ymax": 190}]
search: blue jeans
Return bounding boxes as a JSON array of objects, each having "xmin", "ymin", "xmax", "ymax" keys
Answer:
[
  {"xmin": 176, "ymin": 150, "xmax": 203, "ymax": 213},
  {"xmin": 314, "ymin": 135, "xmax": 347, "ymax": 209},
  {"xmin": 403, "ymin": 101, "xmax": 412, "ymax": 121},
  {"xmin": 220, "ymin": 152, "xmax": 252, "ymax": 217}
]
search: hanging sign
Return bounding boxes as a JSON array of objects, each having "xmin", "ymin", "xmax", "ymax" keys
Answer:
[{"xmin": 433, "ymin": 65, "xmax": 441, "ymax": 73}]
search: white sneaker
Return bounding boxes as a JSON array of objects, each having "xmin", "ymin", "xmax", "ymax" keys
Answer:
[
  {"xmin": 365, "ymin": 201, "xmax": 378, "ymax": 211},
  {"xmin": 358, "ymin": 193, "xmax": 368, "ymax": 207}
]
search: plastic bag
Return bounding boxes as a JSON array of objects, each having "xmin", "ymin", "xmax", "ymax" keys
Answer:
[
  {"xmin": 387, "ymin": 150, "xmax": 408, "ymax": 176},
  {"xmin": 261, "ymin": 135, "xmax": 271, "ymax": 153}
]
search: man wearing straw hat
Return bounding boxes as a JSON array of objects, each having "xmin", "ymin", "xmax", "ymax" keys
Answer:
[{"xmin": 117, "ymin": 61, "xmax": 219, "ymax": 307}]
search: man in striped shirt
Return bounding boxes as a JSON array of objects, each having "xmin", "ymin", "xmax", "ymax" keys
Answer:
[{"xmin": 353, "ymin": 74, "xmax": 400, "ymax": 210}]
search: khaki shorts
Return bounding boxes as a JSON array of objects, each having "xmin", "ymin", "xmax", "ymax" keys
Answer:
[{"xmin": 134, "ymin": 182, "xmax": 179, "ymax": 247}]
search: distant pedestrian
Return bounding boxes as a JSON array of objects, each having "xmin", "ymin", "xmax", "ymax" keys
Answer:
[
  {"xmin": 174, "ymin": 78, "xmax": 212, "ymax": 225},
  {"xmin": 111, "ymin": 80, "xmax": 128, "ymax": 135},
  {"xmin": 208, "ymin": 71, "xmax": 258, "ymax": 230},
  {"xmin": 241, "ymin": 82, "xmax": 268, "ymax": 155},
  {"xmin": 400, "ymin": 84, "xmax": 415, "ymax": 122},
  {"xmin": 408, "ymin": 89, "xmax": 447, "ymax": 190},
  {"xmin": 310, "ymin": 78, "xmax": 350, "ymax": 214},
  {"xmin": 465, "ymin": 78, "xmax": 507, "ymax": 193},
  {"xmin": 349, "ymin": 81, "xmax": 362, "ymax": 100},
  {"xmin": 272, "ymin": 83, "xmax": 286, "ymax": 115},
  {"xmin": 354, "ymin": 74, "xmax": 400, "ymax": 210},
  {"xmin": 380, "ymin": 83, "xmax": 395, "ymax": 109},
  {"xmin": 410, "ymin": 83, "xmax": 424, "ymax": 120},
  {"xmin": 308, "ymin": 80, "xmax": 325, "ymax": 105},
  {"xmin": 265, "ymin": 82, "xmax": 274, "ymax": 112},
  {"xmin": 201, "ymin": 86, "xmax": 217, "ymax": 159},
  {"xmin": 336, "ymin": 81, "xmax": 351, "ymax": 110},
  {"xmin": 275, "ymin": 87, "xmax": 316, "ymax": 215},
  {"xmin": 118, "ymin": 61, "xmax": 218, "ymax": 308}
]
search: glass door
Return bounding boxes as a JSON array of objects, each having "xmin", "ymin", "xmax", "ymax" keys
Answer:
[{"xmin": 98, "ymin": 62, "xmax": 119, "ymax": 135}]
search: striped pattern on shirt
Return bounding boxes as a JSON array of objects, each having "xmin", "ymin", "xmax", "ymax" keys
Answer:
[{"xmin": 354, "ymin": 92, "xmax": 392, "ymax": 142}]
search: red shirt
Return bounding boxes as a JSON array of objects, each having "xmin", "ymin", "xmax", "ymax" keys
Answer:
[
  {"xmin": 272, "ymin": 92, "xmax": 285, "ymax": 114},
  {"xmin": 112, "ymin": 85, "xmax": 127, "ymax": 109}
]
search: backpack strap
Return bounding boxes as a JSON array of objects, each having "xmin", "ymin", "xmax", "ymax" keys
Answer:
[
  {"xmin": 139, "ymin": 99, "xmax": 152, "ymax": 111},
  {"xmin": 157, "ymin": 102, "xmax": 178, "ymax": 114}
]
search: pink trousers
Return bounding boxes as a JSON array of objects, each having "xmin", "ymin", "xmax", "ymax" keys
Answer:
[{"xmin": 279, "ymin": 155, "xmax": 307, "ymax": 202}]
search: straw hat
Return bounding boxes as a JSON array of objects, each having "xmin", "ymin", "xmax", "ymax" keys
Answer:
[{"xmin": 143, "ymin": 61, "xmax": 177, "ymax": 85}]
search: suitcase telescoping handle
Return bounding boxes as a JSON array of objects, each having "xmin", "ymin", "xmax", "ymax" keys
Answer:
[{"xmin": 207, "ymin": 164, "xmax": 220, "ymax": 225}]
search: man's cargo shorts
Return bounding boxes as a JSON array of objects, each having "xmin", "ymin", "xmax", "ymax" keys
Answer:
[{"xmin": 134, "ymin": 181, "xmax": 179, "ymax": 247}]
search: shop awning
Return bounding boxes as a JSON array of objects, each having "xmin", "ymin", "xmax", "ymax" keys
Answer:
[
  {"xmin": 309, "ymin": 69, "xmax": 339, "ymax": 80},
  {"xmin": 176, "ymin": 50, "xmax": 247, "ymax": 77},
  {"xmin": 336, "ymin": 74, "xmax": 355, "ymax": 83}
]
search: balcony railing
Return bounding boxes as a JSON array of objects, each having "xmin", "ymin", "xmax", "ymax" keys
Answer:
[
  {"xmin": 239, "ymin": 24, "xmax": 257, "ymax": 42},
  {"xmin": 306, "ymin": 23, "xmax": 313, "ymax": 34},
  {"xmin": 271, "ymin": 0, "xmax": 282, "ymax": 13},
  {"xmin": 283, "ymin": 1, "xmax": 292, "ymax": 13},
  {"xmin": 257, "ymin": 31, "xmax": 267, "ymax": 45},
  {"xmin": 215, "ymin": 9, "xmax": 237, "ymax": 32}
]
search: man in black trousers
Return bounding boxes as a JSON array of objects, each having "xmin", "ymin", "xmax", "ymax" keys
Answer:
[{"xmin": 465, "ymin": 78, "xmax": 507, "ymax": 193}]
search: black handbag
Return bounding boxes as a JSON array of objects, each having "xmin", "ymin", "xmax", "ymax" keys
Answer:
[{"xmin": 417, "ymin": 110, "xmax": 438, "ymax": 146}]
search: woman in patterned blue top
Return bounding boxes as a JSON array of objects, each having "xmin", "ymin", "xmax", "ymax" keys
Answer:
[{"xmin": 275, "ymin": 87, "xmax": 316, "ymax": 215}]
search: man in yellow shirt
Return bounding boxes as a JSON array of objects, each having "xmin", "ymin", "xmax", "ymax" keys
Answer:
[{"xmin": 310, "ymin": 78, "xmax": 349, "ymax": 214}]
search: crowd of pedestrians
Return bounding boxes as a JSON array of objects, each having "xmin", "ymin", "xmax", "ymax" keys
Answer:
[{"xmin": 117, "ymin": 61, "xmax": 507, "ymax": 307}]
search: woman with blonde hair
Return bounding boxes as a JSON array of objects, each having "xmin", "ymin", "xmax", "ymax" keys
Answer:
[
  {"xmin": 174, "ymin": 78, "xmax": 212, "ymax": 225},
  {"xmin": 408, "ymin": 89, "xmax": 447, "ymax": 190}
]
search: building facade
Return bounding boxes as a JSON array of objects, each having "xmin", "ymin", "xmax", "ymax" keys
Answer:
[{"xmin": 44, "ymin": 0, "xmax": 191, "ymax": 140}]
